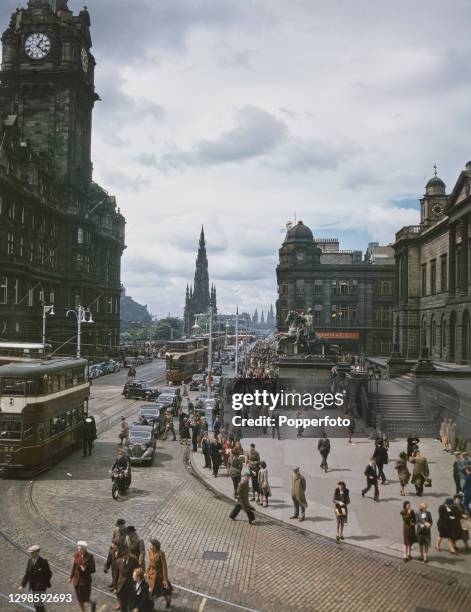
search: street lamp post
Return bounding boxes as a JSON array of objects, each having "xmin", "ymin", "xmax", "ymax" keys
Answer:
[
  {"xmin": 208, "ymin": 306, "xmax": 213, "ymax": 396},
  {"xmin": 42, "ymin": 305, "xmax": 55, "ymax": 346},
  {"xmin": 66, "ymin": 305, "xmax": 94, "ymax": 358}
]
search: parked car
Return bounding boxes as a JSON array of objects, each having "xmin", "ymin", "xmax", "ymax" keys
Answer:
[
  {"xmin": 138, "ymin": 405, "xmax": 166, "ymax": 436},
  {"xmin": 211, "ymin": 376, "xmax": 222, "ymax": 392},
  {"xmin": 125, "ymin": 357, "xmax": 138, "ymax": 367},
  {"xmin": 110, "ymin": 359, "xmax": 121, "ymax": 372},
  {"xmin": 136, "ymin": 355, "xmax": 146, "ymax": 365},
  {"xmin": 212, "ymin": 362, "xmax": 222, "ymax": 376},
  {"xmin": 157, "ymin": 393, "xmax": 176, "ymax": 409},
  {"xmin": 126, "ymin": 425, "xmax": 156, "ymax": 464},
  {"xmin": 123, "ymin": 381, "xmax": 160, "ymax": 401},
  {"xmin": 158, "ymin": 386, "xmax": 180, "ymax": 397},
  {"xmin": 190, "ymin": 374, "xmax": 206, "ymax": 391},
  {"xmin": 88, "ymin": 364, "xmax": 102, "ymax": 379}
]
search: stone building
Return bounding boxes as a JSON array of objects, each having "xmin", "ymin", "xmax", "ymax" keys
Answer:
[
  {"xmin": 276, "ymin": 221, "xmax": 395, "ymax": 356},
  {"xmin": 393, "ymin": 162, "xmax": 471, "ymax": 363},
  {"xmin": 183, "ymin": 227, "xmax": 217, "ymax": 335},
  {"xmin": 0, "ymin": 1, "xmax": 125, "ymax": 353}
]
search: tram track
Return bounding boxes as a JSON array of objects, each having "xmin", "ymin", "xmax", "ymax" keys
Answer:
[{"xmin": 0, "ymin": 366, "xmax": 259, "ymax": 612}]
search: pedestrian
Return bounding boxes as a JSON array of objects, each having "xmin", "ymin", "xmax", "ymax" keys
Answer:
[
  {"xmin": 213, "ymin": 415, "xmax": 222, "ymax": 440},
  {"xmin": 463, "ymin": 465, "xmax": 471, "ymax": 511},
  {"xmin": 333, "ymin": 481, "xmax": 350, "ymax": 541},
  {"xmin": 145, "ymin": 539, "xmax": 173, "ymax": 609},
  {"xmin": 116, "ymin": 550, "xmax": 140, "ymax": 612},
  {"xmin": 416, "ymin": 502, "xmax": 433, "ymax": 563},
  {"xmin": 400, "ymin": 501, "xmax": 416, "ymax": 562},
  {"xmin": 18, "ymin": 545, "xmax": 52, "ymax": 612},
  {"xmin": 209, "ymin": 435, "xmax": 223, "ymax": 477},
  {"xmin": 459, "ymin": 454, "xmax": 471, "ymax": 494},
  {"xmin": 290, "ymin": 466, "xmax": 308, "ymax": 521},
  {"xmin": 394, "ymin": 451, "xmax": 410, "ymax": 496},
  {"xmin": 406, "ymin": 434, "xmax": 420, "ymax": 459},
  {"xmin": 373, "ymin": 439, "xmax": 388, "ymax": 485},
  {"xmin": 258, "ymin": 461, "xmax": 271, "ymax": 507},
  {"xmin": 130, "ymin": 567, "xmax": 154, "ymax": 611},
  {"xmin": 119, "ymin": 416, "xmax": 129, "ymax": 446},
  {"xmin": 162, "ymin": 411, "xmax": 176, "ymax": 441},
  {"xmin": 125, "ymin": 526, "xmax": 146, "ymax": 570},
  {"xmin": 436, "ymin": 497, "xmax": 459, "ymax": 554},
  {"xmin": 452, "ymin": 494, "xmax": 469, "ymax": 551},
  {"xmin": 296, "ymin": 410, "xmax": 304, "ymax": 438},
  {"xmin": 178, "ymin": 412, "xmax": 190, "ymax": 446},
  {"xmin": 233, "ymin": 440, "xmax": 244, "ymax": 457},
  {"xmin": 228, "ymin": 449, "xmax": 242, "ymax": 498},
  {"xmin": 191, "ymin": 415, "xmax": 201, "ymax": 452},
  {"xmin": 246, "ymin": 443, "xmax": 261, "ymax": 502},
  {"xmin": 201, "ymin": 432, "xmax": 211, "ymax": 468},
  {"xmin": 449, "ymin": 420, "xmax": 458, "ymax": 452},
  {"xmin": 69, "ymin": 541, "xmax": 97, "ymax": 612},
  {"xmin": 103, "ymin": 542, "xmax": 120, "ymax": 592},
  {"xmin": 112, "ymin": 519, "xmax": 127, "ymax": 556},
  {"xmin": 453, "ymin": 452, "xmax": 462, "ymax": 494},
  {"xmin": 362, "ymin": 457, "xmax": 379, "ymax": 502},
  {"xmin": 82, "ymin": 415, "xmax": 97, "ymax": 457},
  {"xmin": 409, "ymin": 450, "xmax": 430, "ymax": 497},
  {"xmin": 271, "ymin": 411, "xmax": 281, "ymax": 440},
  {"xmin": 318, "ymin": 431, "xmax": 331, "ymax": 473},
  {"xmin": 440, "ymin": 418, "xmax": 449, "ymax": 451},
  {"xmin": 229, "ymin": 473, "xmax": 256, "ymax": 524},
  {"xmin": 346, "ymin": 411, "xmax": 355, "ymax": 444}
]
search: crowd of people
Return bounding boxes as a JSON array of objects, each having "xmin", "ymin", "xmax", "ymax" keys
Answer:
[
  {"xmin": 19, "ymin": 520, "xmax": 173, "ymax": 611},
  {"xmin": 241, "ymin": 339, "xmax": 278, "ymax": 379}
]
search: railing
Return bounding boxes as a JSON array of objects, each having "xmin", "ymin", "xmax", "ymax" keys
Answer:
[{"xmin": 395, "ymin": 225, "xmax": 422, "ymax": 241}]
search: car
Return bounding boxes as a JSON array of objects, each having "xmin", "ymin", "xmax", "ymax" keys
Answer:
[
  {"xmin": 125, "ymin": 357, "xmax": 138, "ymax": 367},
  {"xmin": 212, "ymin": 362, "xmax": 222, "ymax": 375},
  {"xmin": 123, "ymin": 381, "xmax": 160, "ymax": 401},
  {"xmin": 99, "ymin": 361, "xmax": 115, "ymax": 375},
  {"xmin": 158, "ymin": 386, "xmax": 180, "ymax": 397},
  {"xmin": 126, "ymin": 425, "xmax": 156, "ymax": 464},
  {"xmin": 157, "ymin": 393, "xmax": 176, "ymax": 409},
  {"xmin": 138, "ymin": 405, "xmax": 166, "ymax": 435},
  {"xmin": 190, "ymin": 374, "xmax": 206, "ymax": 391},
  {"xmin": 109, "ymin": 359, "xmax": 121, "ymax": 373},
  {"xmin": 88, "ymin": 364, "xmax": 102, "ymax": 379},
  {"xmin": 211, "ymin": 376, "xmax": 222, "ymax": 391},
  {"xmin": 221, "ymin": 355, "xmax": 230, "ymax": 365}
]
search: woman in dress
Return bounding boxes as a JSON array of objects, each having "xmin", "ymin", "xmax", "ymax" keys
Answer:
[
  {"xmin": 258, "ymin": 461, "xmax": 271, "ymax": 507},
  {"xmin": 145, "ymin": 539, "xmax": 172, "ymax": 609},
  {"xmin": 395, "ymin": 451, "xmax": 410, "ymax": 496},
  {"xmin": 400, "ymin": 501, "xmax": 416, "ymax": 561},
  {"xmin": 178, "ymin": 412, "xmax": 190, "ymax": 446},
  {"xmin": 416, "ymin": 502, "xmax": 433, "ymax": 562},
  {"xmin": 436, "ymin": 497, "xmax": 459, "ymax": 554},
  {"xmin": 233, "ymin": 440, "xmax": 244, "ymax": 457},
  {"xmin": 333, "ymin": 481, "xmax": 350, "ymax": 541}
]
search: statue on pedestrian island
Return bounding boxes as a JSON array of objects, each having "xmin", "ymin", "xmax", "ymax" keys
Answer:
[{"xmin": 278, "ymin": 310, "xmax": 333, "ymax": 356}]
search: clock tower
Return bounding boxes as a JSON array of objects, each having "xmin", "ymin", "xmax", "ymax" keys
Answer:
[
  {"xmin": 0, "ymin": 0, "xmax": 97, "ymax": 209},
  {"xmin": 420, "ymin": 166, "xmax": 448, "ymax": 226}
]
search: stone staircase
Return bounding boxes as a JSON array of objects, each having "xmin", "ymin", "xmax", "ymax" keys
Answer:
[{"xmin": 369, "ymin": 394, "xmax": 436, "ymax": 437}]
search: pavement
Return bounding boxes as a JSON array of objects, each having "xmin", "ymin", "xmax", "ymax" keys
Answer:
[{"xmin": 1, "ymin": 361, "xmax": 471, "ymax": 611}]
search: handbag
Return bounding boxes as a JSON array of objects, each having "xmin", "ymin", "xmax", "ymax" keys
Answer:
[
  {"xmin": 424, "ymin": 478, "xmax": 432, "ymax": 487},
  {"xmin": 461, "ymin": 518, "xmax": 470, "ymax": 531},
  {"xmin": 335, "ymin": 506, "xmax": 347, "ymax": 517}
]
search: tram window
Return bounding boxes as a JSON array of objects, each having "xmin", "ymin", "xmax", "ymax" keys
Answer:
[
  {"xmin": 23, "ymin": 423, "xmax": 40, "ymax": 441},
  {"xmin": 72, "ymin": 372, "xmax": 78, "ymax": 386},
  {"xmin": 66, "ymin": 410, "xmax": 73, "ymax": 427},
  {"xmin": 0, "ymin": 418, "xmax": 22, "ymax": 440},
  {"xmin": 59, "ymin": 375, "xmax": 66, "ymax": 391},
  {"xmin": 52, "ymin": 375, "xmax": 59, "ymax": 393},
  {"xmin": 65, "ymin": 369, "xmax": 73, "ymax": 387},
  {"xmin": 43, "ymin": 375, "xmax": 53, "ymax": 395}
]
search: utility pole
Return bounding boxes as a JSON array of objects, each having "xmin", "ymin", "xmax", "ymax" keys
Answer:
[
  {"xmin": 42, "ymin": 305, "xmax": 55, "ymax": 346},
  {"xmin": 208, "ymin": 306, "xmax": 213, "ymax": 395},
  {"xmin": 66, "ymin": 305, "xmax": 94, "ymax": 358}
]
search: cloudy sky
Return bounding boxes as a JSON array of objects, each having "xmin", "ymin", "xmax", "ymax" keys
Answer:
[{"xmin": 3, "ymin": 1, "xmax": 471, "ymax": 318}]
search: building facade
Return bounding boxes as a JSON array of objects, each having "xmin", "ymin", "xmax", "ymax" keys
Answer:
[
  {"xmin": 276, "ymin": 221, "xmax": 395, "ymax": 356},
  {"xmin": 0, "ymin": 1, "xmax": 125, "ymax": 354},
  {"xmin": 393, "ymin": 162, "xmax": 471, "ymax": 364},
  {"xmin": 183, "ymin": 227, "xmax": 217, "ymax": 336}
]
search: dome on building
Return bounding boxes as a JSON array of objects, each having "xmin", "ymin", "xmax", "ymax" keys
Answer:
[
  {"xmin": 425, "ymin": 175, "xmax": 445, "ymax": 189},
  {"xmin": 425, "ymin": 167, "xmax": 446, "ymax": 195},
  {"xmin": 284, "ymin": 220, "xmax": 314, "ymax": 243}
]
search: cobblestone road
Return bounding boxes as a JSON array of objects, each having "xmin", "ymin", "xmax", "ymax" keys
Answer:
[{"xmin": 1, "ymin": 363, "xmax": 471, "ymax": 611}]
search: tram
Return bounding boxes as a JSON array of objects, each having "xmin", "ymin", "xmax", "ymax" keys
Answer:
[
  {"xmin": 0, "ymin": 342, "xmax": 52, "ymax": 365},
  {"xmin": 165, "ymin": 335, "xmax": 227, "ymax": 384},
  {"xmin": 0, "ymin": 358, "xmax": 90, "ymax": 477}
]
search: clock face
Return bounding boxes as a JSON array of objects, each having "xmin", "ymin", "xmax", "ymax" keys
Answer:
[
  {"xmin": 431, "ymin": 203, "xmax": 444, "ymax": 217},
  {"xmin": 296, "ymin": 251, "xmax": 306, "ymax": 261},
  {"xmin": 81, "ymin": 48, "xmax": 89, "ymax": 73},
  {"xmin": 24, "ymin": 33, "xmax": 51, "ymax": 60}
]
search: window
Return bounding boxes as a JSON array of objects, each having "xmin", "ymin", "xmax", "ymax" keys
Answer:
[
  {"xmin": 8, "ymin": 202, "xmax": 15, "ymax": 220},
  {"xmin": 314, "ymin": 280, "xmax": 323, "ymax": 295},
  {"xmin": 74, "ymin": 293, "xmax": 81, "ymax": 308},
  {"xmin": 380, "ymin": 281, "xmax": 392, "ymax": 296},
  {"xmin": 0, "ymin": 277, "xmax": 7, "ymax": 304},
  {"xmin": 375, "ymin": 305, "xmax": 392, "ymax": 328},
  {"xmin": 332, "ymin": 280, "xmax": 357, "ymax": 295},
  {"xmin": 49, "ymin": 289, "xmax": 55, "ymax": 304},
  {"xmin": 39, "ymin": 287, "xmax": 45, "ymax": 304},
  {"xmin": 28, "ymin": 287, "xmax": 34, "ymax": 307},
  {"xmin": 430, "ymin": 259, "xmax": 437, "ymax": 295},
  {"xmin": 421, "ymin": 264, "xmax": 427, "ymax": 296},
  {"xmin": 295, "ymin": 279, "xmax": 305, "ymax": 295},
  {"xmin": 331, "ymin": 303, "xmax": 357, "ymax": 324},
  {"xmin": 19, "ymin": 237, "xmax": 24, "ymax": 258},
  {"xmin": 77, "ymin": 227, "xmax": 84, "ymax": 244},
  {"xmin": 30, "ymin": 243, "xmax": 34, "ymax": 264},
  {"xmin": 20, "ymin": 207, "xmax": 25, "ymax": 224},
  {"xmin": 107, "ymin": 296, "xmax": 113, "ymax": 313},
  {"xmin": 75, "ymin": 253, "xmax": 83, "ymax": 271},
  {"xmin": 7, "ymin": 232, "xmax": 14, "ymax": 255},
  {"xmin": 441, "ymin": 254, "xmax": 447, "ymax": 292},
  {"xmin": 38, "ymin": 244, "xmax": 45, "ymax": 265},
  {"xmin": 14, "ymin": 279, "xmax": 19, "ymax": 304},
  {"xmin": 0, "ymin": 417, "xmax": 22, "ymax": 441},
  {"xmin": 313, "ymin": 304, "xmax": 323, "ymax": 323}
]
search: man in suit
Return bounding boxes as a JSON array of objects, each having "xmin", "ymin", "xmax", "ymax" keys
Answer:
[
  {"xmin": 362, "ymin": 457, "xmax": 379, "ymax": 501},
  {"xmin": 115, "ymin": 551, "xmax": 140, "ymax": 611},
  {"xmin": 373, "ymin": 440, "xmax": 388, "ymax": 485},
  {"xmin": 18, "ymin": 545, "xmax": 52, "ymax": 612},
  {"xmin": 82, "ymin": 415, "xmax": 97, "ymax": 457},
  {"xmin": 318, "ymin": 431, "xmax": 331, "ymax": 473},
  {"xmin": 229, "ymin": 474, "xmax": 256, "ymax": 524},
  {"xmin": 129, "ymin": 568, "xmax": 154, "ymax": 612}
]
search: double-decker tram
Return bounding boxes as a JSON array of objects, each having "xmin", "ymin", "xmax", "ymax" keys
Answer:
[
  {"xmin": 0, "ymin": 358, "xmax": 90, "ymax": 477},
  {"xmin": 0, "ymin": 342, "xmax": 52, "ymax": 365}
]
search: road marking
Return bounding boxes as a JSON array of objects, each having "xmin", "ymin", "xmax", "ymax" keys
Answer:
[{"xmin": 199, "ymin": 597, "xmax": 208, "ymax": 611}]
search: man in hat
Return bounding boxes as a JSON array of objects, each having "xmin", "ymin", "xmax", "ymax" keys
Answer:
[
  {"xmin": 82, "ymin": 415, "xmax": 97, "ymax": 457},
  {"xmin": 112, "ymin": 519, "xmax": 127, "ymax": 555},
  {"xmin": 116, "ymin": 549, "xmax": 140, "ymax": 611},
  {"xmin": 290, "ymin": 467, "xmax": 308, "ymax": 521},
  {"xmin": 19, "ymin": 545, "xmax": 52, "ymax": 612},
  {"xmin": 69, "ymin": 541, "xmax": 96, "ymax": 612},
  {"xmin": 229, "ymin": 473, "xmax": 256, "ymax": 524},
  {"xmin": 124, "ymin": 526, "xmax": 145, "ymax": 570}
]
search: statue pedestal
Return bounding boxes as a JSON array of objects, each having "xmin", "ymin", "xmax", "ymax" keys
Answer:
[{"xmin": 276, "ymin": 355, "xmax": 335, "ymax": 388}]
